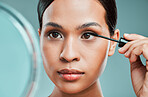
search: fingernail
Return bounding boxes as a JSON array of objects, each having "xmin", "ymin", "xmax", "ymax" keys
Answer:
[
  {"xmin": 118, "ymin": 48, "xmax": 122, "ymax": 51},
  {"xmin": 124, "ymin": 52, "xmax": 127, "ymax": 56},
  {"xmin": 124, "ymin": 33, "xmax": 129, "ymax": 36},
  {"xmin": 124, "ymin": 52, "xmax": 129, "ymax": 57}
]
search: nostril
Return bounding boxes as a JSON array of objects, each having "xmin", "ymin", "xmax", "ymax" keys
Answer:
[
  {"xmin": 72, "ymin": 58, "xmax": 79, "ymax": 61},
  {"xmin": 60, "ymin": 57, "xmax": 79, "ymax": 63},
  {"xmin": 60, "ymin": 57, "xmax": 69, "ymax": 63}
]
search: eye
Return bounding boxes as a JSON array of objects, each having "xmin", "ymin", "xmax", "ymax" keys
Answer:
[
  {"xmin": 81, "ymin": 32, "xmax": 95, "ymax": 40},
  {"xmin": 47, "ymin": 31, "xmax": 62, "ymax": 39}
]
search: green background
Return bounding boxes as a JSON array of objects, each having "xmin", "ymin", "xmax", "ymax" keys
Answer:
[{"xmin": 1, "ymin": 0, "xmax": 148, "ymax": 97}]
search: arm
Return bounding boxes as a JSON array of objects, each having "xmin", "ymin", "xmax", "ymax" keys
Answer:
[{"xmin": 118, "ymin": 33, "xmax": 148, "ymax": 97}]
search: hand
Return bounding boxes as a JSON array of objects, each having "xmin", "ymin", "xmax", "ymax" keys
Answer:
[{"xmin": 118, "ymin": 33, "xmax": 148, "ymax": 97}]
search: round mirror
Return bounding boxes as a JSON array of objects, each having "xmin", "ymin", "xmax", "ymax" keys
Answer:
[{"xmin": 0, "ymin": 2, "xmax": 41, "ymax": 97}]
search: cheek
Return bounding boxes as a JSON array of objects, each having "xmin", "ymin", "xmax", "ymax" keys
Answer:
[
  {"xmin": 41, "ymin": 40, "xmax": 62, "ymax": 77},
  {"xmin": 42, "ymin": 40, "xmax": 62, "ymax": 63},
  {"xmin": 82, "ymin": 40, "xmax": 109, "ymax": 78}
]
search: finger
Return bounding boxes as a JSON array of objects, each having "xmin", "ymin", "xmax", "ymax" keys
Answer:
[
  {"xmin": 145, "ymin": 44, "xmax": 148, "ymax": 69},
  {"xmin": 118, "ymin": 39, "xmax": 139, "ymax": 54},
  {"xmin": 118, "ymin": 34, "xmax": 147, "ymax": 54},
  {"xmin": 130, "ymin": 56, "xmax": 143, "ymax": 72},
  {"xmin": 124, "ymin": 39, "xmax": 148, "ymax": 58},
  {"xmin": 142, "ymin": 44, "xmax": 148, "ymax": 61},
  {"xmin": 129, "ymin": 44, "xmax": 148, "ymax": 64},
  {"xmin": 123, "ymin": 33, "xmax": 146, "ymax": 41},
  {"xmin": 129, "ymin": 45, "xmax": 143, "ymax": 63},
  {"xmin": 146, "ymin": 61, "xmax": 148, "ymax": 71}
]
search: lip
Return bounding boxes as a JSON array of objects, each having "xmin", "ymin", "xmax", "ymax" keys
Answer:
[{"xmin": 57, "ymin": 69, "xmax": 85, "ymax": 81}]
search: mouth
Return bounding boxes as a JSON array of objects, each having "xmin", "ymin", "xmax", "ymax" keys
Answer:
[{"xmin": 57, "ymin": 69, "xmax": 85, "ymax": 81}]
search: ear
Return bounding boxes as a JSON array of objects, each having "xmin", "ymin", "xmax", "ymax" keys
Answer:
[
  {"xmin": 38, "ymin": 28, "xmax": 41, "ymax": 37},
  {"xmin": 108, "ymin": 29, "xmax": 120, "ymax": 56}
]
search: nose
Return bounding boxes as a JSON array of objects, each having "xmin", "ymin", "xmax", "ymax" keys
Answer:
[{"xmin": 60, "ymin": 37, "xmax": 80, "ymax": 63}]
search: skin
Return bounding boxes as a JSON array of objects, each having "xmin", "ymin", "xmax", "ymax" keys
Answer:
[
  {"xmin": 38, "ymin": 0, "xmax": 148, "ymax": 97},
  {"xmin": 38, "ymin": 0, "xmax": 119, "ymax": 97},
  {"xmin": 119, "ymin": 33, "xmax": 148, "ymax": 97}
]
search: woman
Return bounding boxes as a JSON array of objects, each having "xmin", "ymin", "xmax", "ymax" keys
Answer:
[{"xmin": 37, "ymin": 0, "xmax": 148, "ymax": 97}]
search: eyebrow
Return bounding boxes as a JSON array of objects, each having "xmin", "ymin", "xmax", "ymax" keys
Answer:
[
  {"xmin": 45, "ymin": 22, "xmax": 102, "ymax": 30},
  {"xmin": 77, "ymin": 22, "xmax": 102, "ymax": 30},
  {"xmin": 45, "ymin": 22, "xmax": 63, "ymax": 29}
]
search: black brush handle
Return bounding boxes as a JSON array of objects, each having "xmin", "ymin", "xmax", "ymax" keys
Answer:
[{"xmin": 118, "ymin": 37, "xmax": 130, "ymax": 47}]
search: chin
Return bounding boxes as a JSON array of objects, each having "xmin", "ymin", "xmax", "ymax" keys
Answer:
[
  {"xmin": 57, "ymin": 81, "xmax": 89, "ymax": 94},
  {"xmin": 62, "ymin": 88, "xmax": 82, "ymax": 94}
]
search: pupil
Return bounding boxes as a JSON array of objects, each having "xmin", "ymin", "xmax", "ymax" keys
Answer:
[
  {"xmin": 84, "ymin": 33, "xmax": 90, "ymax": 39},
  {"xmin": 52, "ymin": 32, "xmax": 58, "ymax": 38}
]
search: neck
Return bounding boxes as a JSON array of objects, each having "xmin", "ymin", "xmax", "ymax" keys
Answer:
[{"xmin": 49, "ymin": 80, "xmax": 103, "ymax": 97}]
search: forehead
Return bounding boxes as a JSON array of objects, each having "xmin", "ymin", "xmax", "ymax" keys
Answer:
[{"xmin": 42, "ymin": 0, "xmax": 106, "ymax": 27}]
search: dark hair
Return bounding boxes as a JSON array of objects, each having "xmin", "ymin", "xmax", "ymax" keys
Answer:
[{"xmin": 37, "ymin": 0, "xmax": 117, "ymax": 36}]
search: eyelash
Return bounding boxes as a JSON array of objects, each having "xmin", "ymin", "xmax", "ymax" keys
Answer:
[
  {"xmin": 81, "ymin": 31, "xmax": 98, "ymax": 40},
  {"xmin": 45, "ymin": 30, "xmax": 63, "ymax": 40},
  {"xmin": 45, "ymin": 30, "xmax": 98, "ymax": 40}
]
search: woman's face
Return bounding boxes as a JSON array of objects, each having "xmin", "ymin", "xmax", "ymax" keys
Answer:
[{"xmin": 39, "ymin": 0, "xmax": 118, "ymax": 94}]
